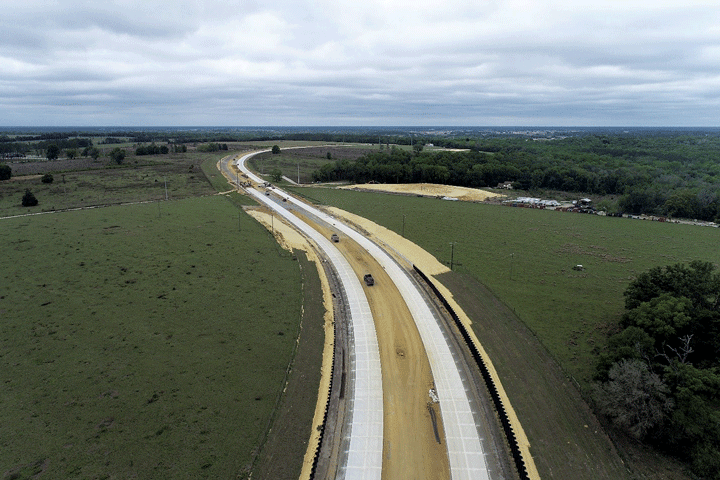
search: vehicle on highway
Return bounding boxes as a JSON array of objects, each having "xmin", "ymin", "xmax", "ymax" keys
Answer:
[
  {"xmin": 331, "ymin": 233, "xmax": 340, "ymax": 242},
  {"xmin": 364, "ymin": 274, "xmax": 375, "ymax": 286}
]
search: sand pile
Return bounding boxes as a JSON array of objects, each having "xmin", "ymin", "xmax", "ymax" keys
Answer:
[{"xmin": 340, "ymin": 183, "xmax": 504, "ymax": 202}]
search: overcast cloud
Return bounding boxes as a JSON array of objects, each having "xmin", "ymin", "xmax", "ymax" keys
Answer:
[{"xmin": 1, "ymin": 0, "xmax": 719, "ymax": 126}]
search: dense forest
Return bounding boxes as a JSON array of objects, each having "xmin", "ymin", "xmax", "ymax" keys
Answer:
[
  {"xmin": 312, "ymin": 133, "xmax": 720, "ymax": 221},
  {"xmin": 595, "ymin": 262, "xmax": 720, "ymax": 479}
]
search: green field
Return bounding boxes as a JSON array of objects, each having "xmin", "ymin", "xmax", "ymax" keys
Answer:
[
  {"xmin": 291, "ymin": 186, "xmax": 720, "ymax": 387},
  {"xmin": 0, "ymin": 155, "xmax": 220, "ymax": 217},
  {"xmin": 0, "ymin": 177, "xmax": 315, "ymax": 478}
]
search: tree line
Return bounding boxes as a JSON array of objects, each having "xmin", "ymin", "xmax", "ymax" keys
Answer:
[
  {"xmin": 135, "ymin": 143, "xmax": 170, "ymax": 155},
  {"xmin": 311, "ymin": 134, "xmax": 720, "ymax": 221}
]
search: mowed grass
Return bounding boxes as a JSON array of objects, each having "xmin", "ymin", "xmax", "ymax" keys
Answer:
[
  {"xmin": 0, "ymin": 195, "xmax": 304, "ymax": 478},
  {"xmin": 289, "ymin": 187, "xmax": 720, "ymax": 387}
]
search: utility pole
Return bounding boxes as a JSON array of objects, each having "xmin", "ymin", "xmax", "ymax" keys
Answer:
[
  {"xmin": 510, "ymin": 253, "xmax": 514, "ymax": 280},
  {"xmin": 402, "ymin": 214, "xmax": 406, "ymax": 238},
  {"xmin": 449, "ymin": 242, "xmax": 455, "ymax": 270},
  {"xmin": 164, "ymin": 176, "xmax": 168, "ymax": 200},
  {"xmin": 297, "ymin": 162, "xmax": 300, "ymax": 184}
]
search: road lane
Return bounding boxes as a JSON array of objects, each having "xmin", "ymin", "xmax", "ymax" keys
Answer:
[
  {"xmin": 241, "ymin": 183, "xmax": 384, "ymax": 480},
  {"xmin": 297, "ymin": 213, "xmax": 452, "ymax": 479}
]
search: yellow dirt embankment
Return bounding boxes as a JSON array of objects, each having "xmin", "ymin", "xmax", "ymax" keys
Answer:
[
  {"xmin": 340, "ymin": 183, "xmax": 504, "ymax": 202},
  {"xmin": 325, "ymin": 207, "xmax": 450, "ymax": 276}
]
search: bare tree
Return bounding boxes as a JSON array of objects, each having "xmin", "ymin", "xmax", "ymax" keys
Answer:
[
  {"xmin": 593, "ymin": 359, "xmax": 674, "ymax": 439},
  {"xmin": 656, "ymin": 334, "xmax": 695, "ymax": 370}
]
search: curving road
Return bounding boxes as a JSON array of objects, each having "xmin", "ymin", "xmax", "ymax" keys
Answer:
[
  {"xmin": 226, "ymin": 151, "xmax": 384, "ymax": 479},
  {"xmin": 224, "ymin": 151, "xmax": 501, "ymax": 480}
]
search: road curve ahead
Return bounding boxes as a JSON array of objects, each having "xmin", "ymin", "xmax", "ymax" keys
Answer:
[
  {"xmin": 232, "ymin": 152, "xmax": 384, "ymax": 479},
  {"xmin": 232, "ymin": 151, "xmax": 494, "ymax": 480}
]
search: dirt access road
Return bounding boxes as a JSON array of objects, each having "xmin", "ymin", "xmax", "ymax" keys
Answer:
[{"xmin": 305, "ymin": 215, "xmax": 451, "ymax": 479}]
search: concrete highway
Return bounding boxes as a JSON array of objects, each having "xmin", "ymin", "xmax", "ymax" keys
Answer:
[{"xmin": 221, "ymin": 151, "xmax": 508, "ymax": 480}]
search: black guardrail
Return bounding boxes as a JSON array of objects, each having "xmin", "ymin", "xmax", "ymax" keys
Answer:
[
  {"xmin": 413, "ymin": 265, "xmax": 531, "ymax": 480},
  {"xmin": 309, "ymin": 334, "xmax": 335, "ymax": 479}
]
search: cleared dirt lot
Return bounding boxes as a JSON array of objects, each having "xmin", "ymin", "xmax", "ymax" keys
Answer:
[{"xmin": 340, "ymin": 182, "xmax": 505, "ymax": 202}]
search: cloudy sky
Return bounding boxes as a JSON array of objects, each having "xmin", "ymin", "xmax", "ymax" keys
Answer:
[{"xmin": 1, "ymin": 0, "xmax": 719, "ymax": 126}]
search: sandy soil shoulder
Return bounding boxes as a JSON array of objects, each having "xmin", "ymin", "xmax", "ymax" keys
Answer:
[
  {"xmin": 325, "ymin": 206, "xmax": 450, "ymax": 276},
  {"xmin": 339, "ymin": 183, "xmax": 505, "ymax": 202}
]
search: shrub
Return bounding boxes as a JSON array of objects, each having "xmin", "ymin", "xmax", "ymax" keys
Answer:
[
  {"xmin": 0, "ymin": 164, "xmax": 11, "ymax": 180},
  {"xmin": 41, "ymin": 173, "xmax": 54, "ymax": 184},
  {"xmin": 46, "ymin": 144, "xmax": 60, "ymax": 160},
  {"xmin": 197, "ymin": 143, "xmax": 222, "ymax": 153},
  {"xmin": 22, "ymin": 189, "xmax": 38, "ymax": 207},
  {"xmin": 593, "ymin": 359, "xmax": 673, "ymax": 439},
  {"xmin": 109, "ymin": 147, "xmax": 126, "ymax": 165},
  {"xmin": 136, "ymin": 144, "xmax": 170, "ymax": 156}
]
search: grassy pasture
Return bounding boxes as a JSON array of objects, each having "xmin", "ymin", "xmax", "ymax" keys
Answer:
[
  {"xmin": 0, "ymin": 153, "xmax": 229, "ymax": 217},
  {"xmin": 249, "ymin": 146, "xmax": 368, "ymax": 185},
  {"xmin": 0, "ymin": 192, "xmax": 309, "ymax": 477}
]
